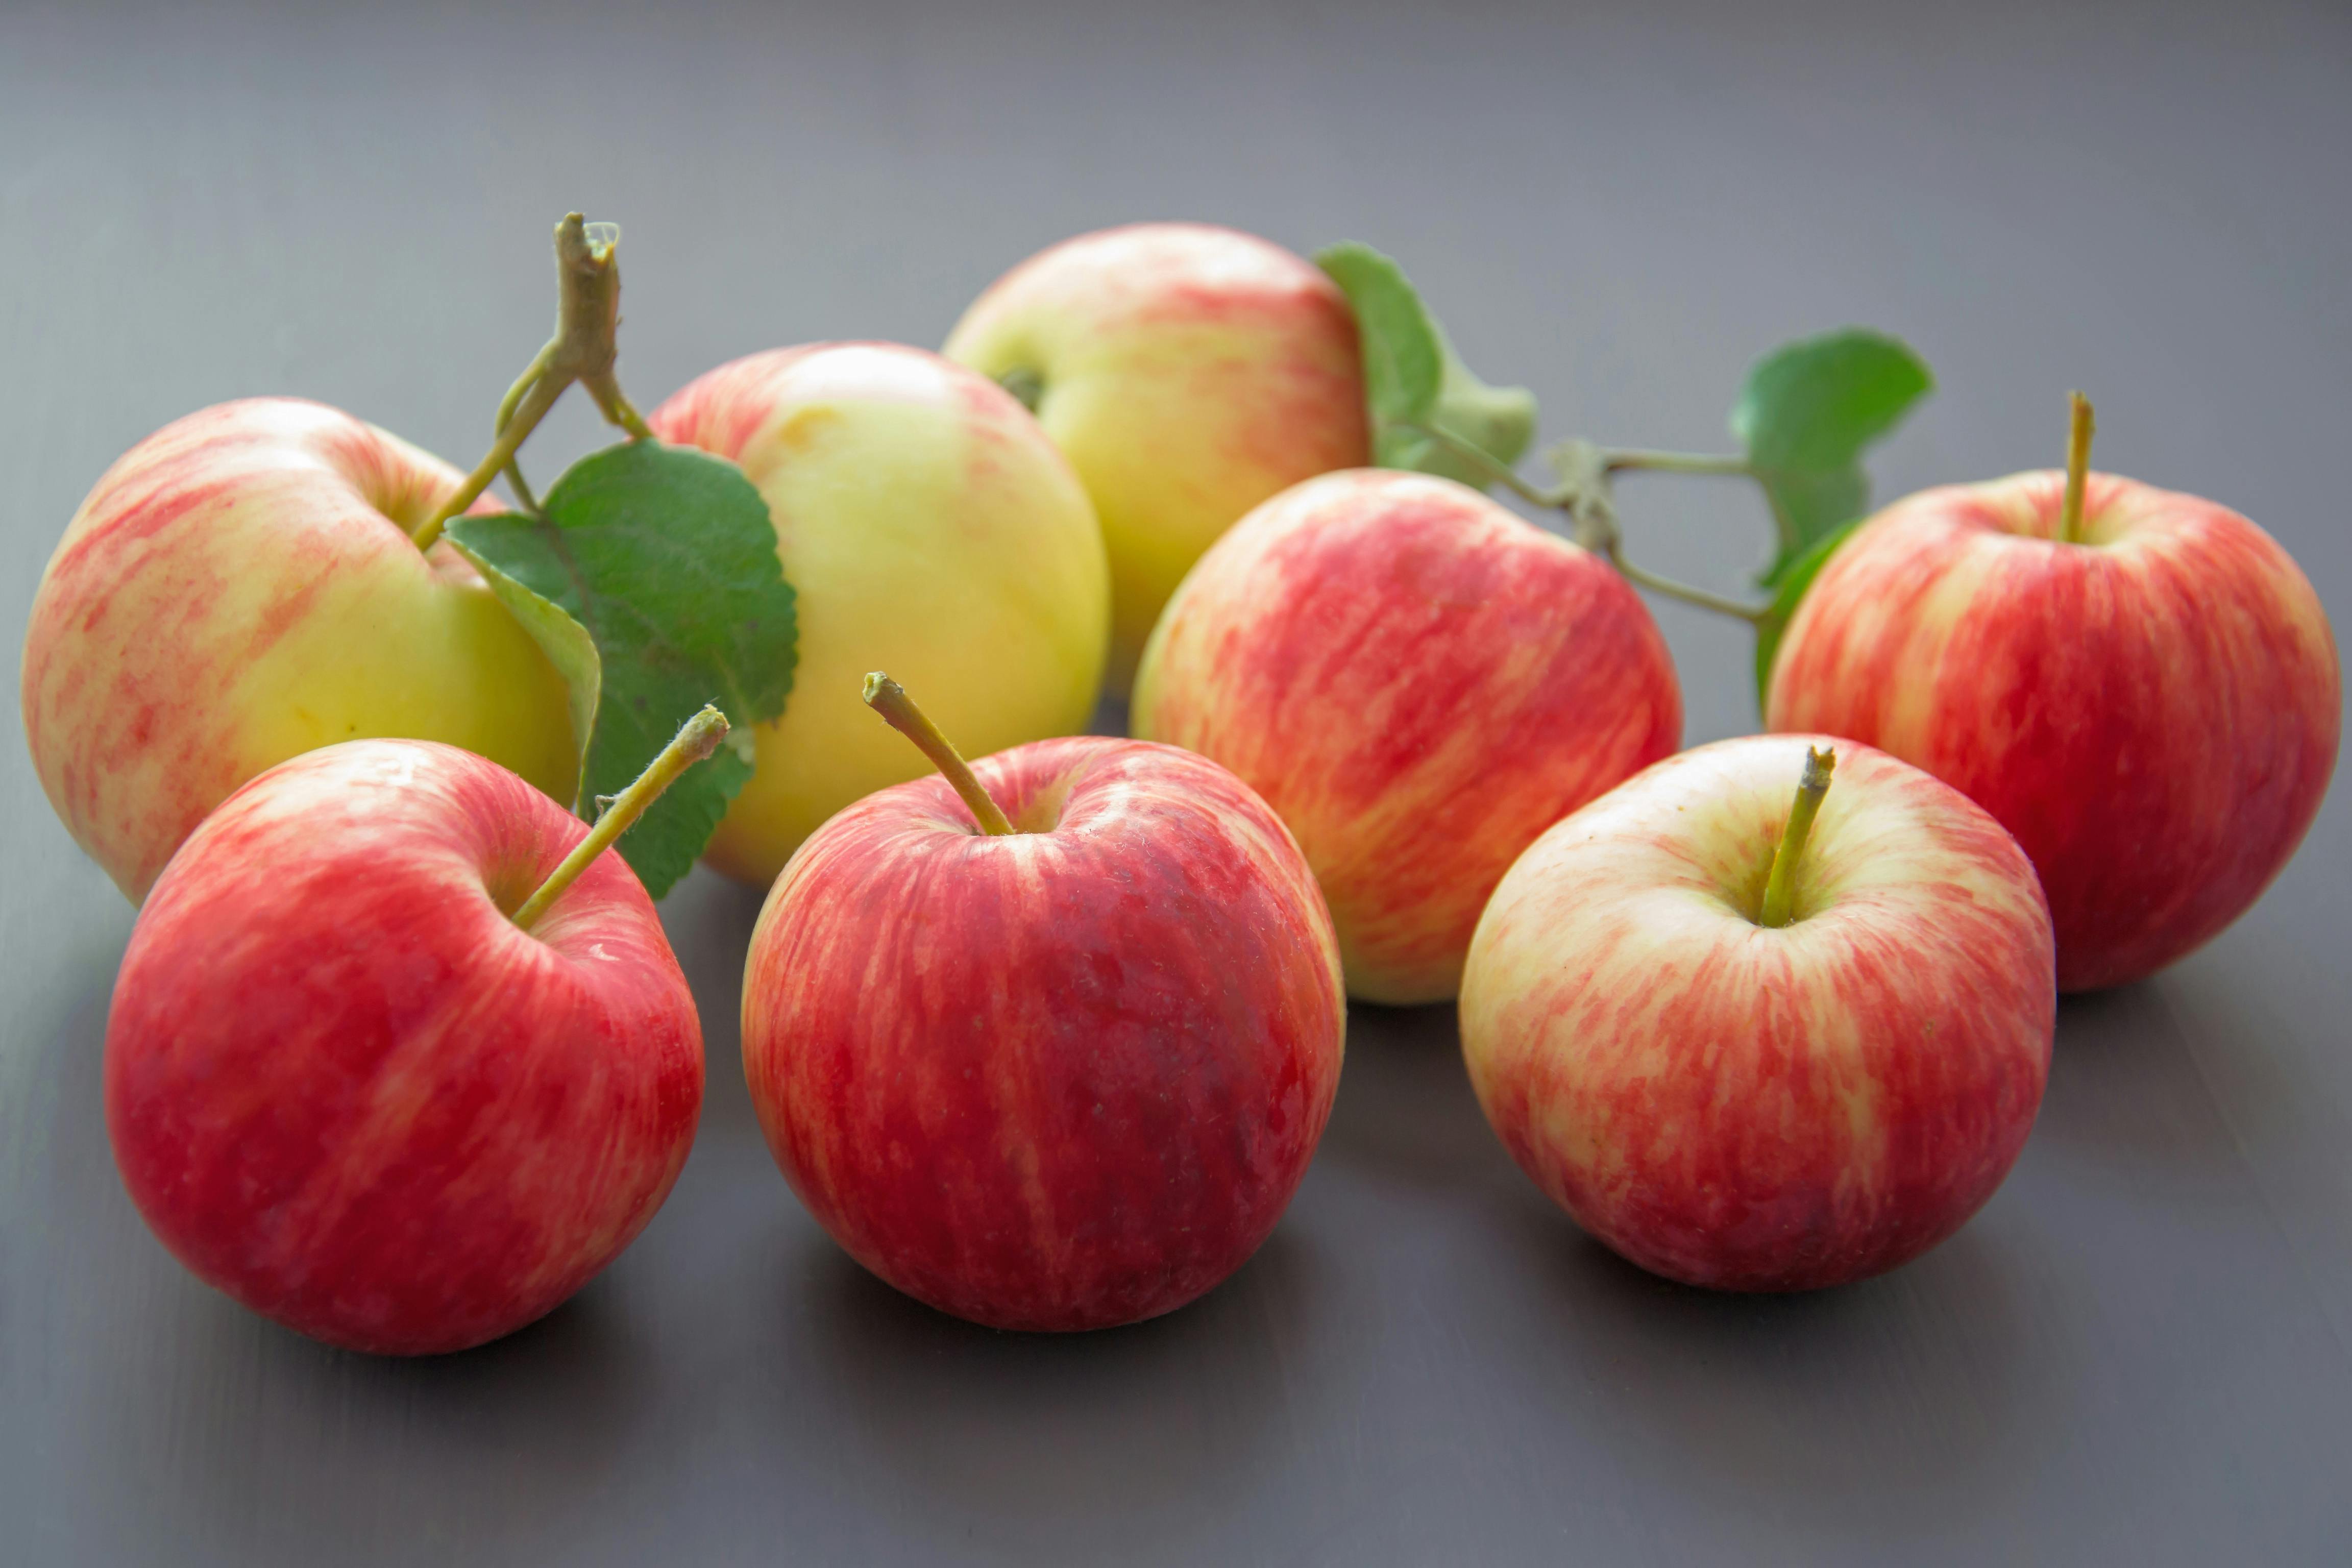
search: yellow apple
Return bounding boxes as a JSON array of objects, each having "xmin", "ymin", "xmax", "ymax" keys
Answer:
[
  {"xmin": 943, "ymin": 224, "xmax": 1369, "ymax": 689},
  {"xmin": 650, "ymin": 342, "xmax": 1110, "ymax": 883},
  {"xmin": 20, "ymin": 398, "xmax": 578, "ymax": 902}
]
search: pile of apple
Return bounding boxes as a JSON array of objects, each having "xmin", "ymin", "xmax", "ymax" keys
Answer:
[{"xmin": 21, "ymin": 214, "xmax": 2337, "ymax": 1353}]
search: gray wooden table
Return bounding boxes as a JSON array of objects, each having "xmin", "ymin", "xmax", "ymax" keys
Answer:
[{"xmin": 5, "ymin": 2, "xmax": 2349, "ymax": 1562}]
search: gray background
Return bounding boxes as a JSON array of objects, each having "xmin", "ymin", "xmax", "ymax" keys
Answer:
[{"xmin": 4, "ymin": 1, "xmax": 2349, "ymax": 1563}]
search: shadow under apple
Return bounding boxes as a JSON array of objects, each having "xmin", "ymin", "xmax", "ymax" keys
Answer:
[
  {"xmin": 777, "ymin": 1216, "xmax": 1328, "ymax": 1562},
  {"xmin": 2036, "ymin": 982, "xmax": 2268, "ymax": 1186},
  {"xmin": 84, "ymin": 1260, "xmax": 663, "ymax": 1565},
  {"xmin": 1313, "ymin": 999, "xmax": 1521, "ymax": 1199},
  {"xmin": 1467, "ymin": 1179, "xmax": 2070, "ymax": 1549}
]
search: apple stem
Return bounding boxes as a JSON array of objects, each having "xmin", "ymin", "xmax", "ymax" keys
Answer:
[
  {"xmin": 862, "ymin": 673, "xmax": 1017, "ymax": 836},
  {"xmin": 2059, "ymin": 390, "xmax": 2095, "ymax": 545},
  {"xmin": 509, "ymin": 705, "xmax": 730, "ymax": 930},
  {"xmin": 1759, "ymin": 745, "xmax": 1836, "ymax": 929},
  {"xmin": 1399, "ymin": 419, "xmax": 1770, "ymax": 623},
  {"xmin": 1601, "ymin": 448, "xmax": 1753, "ymax": 478},
  {"xmin": 1606, "ymin": 551, "xmax": 1771, "ymax": 623},
  {"xmin": 411, "ymin": 213, "xmax": 656, "ymax": 551}
]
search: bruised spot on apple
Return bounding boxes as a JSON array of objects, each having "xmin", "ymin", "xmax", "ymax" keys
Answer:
[
  {"xmin": 1767, "ymin": 469, "xmax": 2340, "ymax": 990},
  {"xmin": 943, "ymin": 223, "xmax": 1370, "ymax": 690},
  {"xmin": 1132, "ymin": 468, "xmax": 1682, "ymax": 1005},
  {"xmin": 21, "ymin": 399, "xmax": 579, "ymax": 902},
  {"xmin": 742, "ymin": 729, "xmax": 1344, "ymax": 1332},
  {"xmin": 105, "ymin": 740, "xmax": 703, "ymax": 1355},
  {"xmin": 1460, "ymin": 736, "xmax": 2055, "ymax": 1293},
  {"xmin": 651, "ymin": 343, "xmax": 1110, "ymax": 884}
]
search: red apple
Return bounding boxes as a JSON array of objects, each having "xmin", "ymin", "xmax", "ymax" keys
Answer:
[
  {"xmin": 1459, "ymin": 735, "xmax": 2054, "ymax": 1292},
  {"xmin": 1767, "ymin": 464, "xmax": 2339, "ymax": 990},
  {"xmin": 1131, "ymin": 468, "xmax": 1682, "ymax": 1004},
  {"xmin": 106, "ymin": 738, "xmax": 704, "ymax": 1355},
  {"xmin": 943, "ymin": 223, "xmax": 1369, "ymax": 688},
  {"xmin": 21, "ymin": 398, "xmax": 578, "ymax": 902},
  {"xmin": 742, "ymin": 687, "xmax": 1344, "ymax": 1332}
]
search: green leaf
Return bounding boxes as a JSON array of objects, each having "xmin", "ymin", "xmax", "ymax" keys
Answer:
[
  {"xmin": 1731, "ymin": 329, "xmax": 1932, "ymax": 585},
  {"xmin": 448, "ymin": 440, "xmax": 796, "ymax": 898},
  {"xmin": 1316, "ymin": 242, "xmax": 1440, "ymax": 443},
  {"xmin": 1752, "ymin": 514, "xmax": 1865, "ymax": 713},
  {"xmin": 1316, "ymin": 241, "xmax": 1537, "ymax": 491},
  {"xmin": 440, "ymin": 539, "xmax": 603, "ymax": 793}
]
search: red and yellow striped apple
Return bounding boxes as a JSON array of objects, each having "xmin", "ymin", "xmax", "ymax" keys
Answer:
[
  {"xmin": 1767, "ymin": 464, "xmax": 2339, "ymax": 991},
  {"xmin": 651, "ymin": 344, "xmax": 1110, "ymax": 884},
  {"xmin": 1460, "ymin": 736, "xmax": 2054, "ymax": 1292},
  {"xmin": 106, "ymin": 738, "xmax": 704, "ymax": 1355},
  {"xmin": 943, "ymin": 223, "xmax": 1369, "ymax": 689},
  {"xmin": 21, "ymin": 399, "xmax": 577, "ymax": 901},
  {"xmin": 1131, "ymin": 469, "xmax": 1681, "ymax": 1004},
  {"xmin": 742, "ymin": 683, "xmax": 1344, "ymax": 1331}
]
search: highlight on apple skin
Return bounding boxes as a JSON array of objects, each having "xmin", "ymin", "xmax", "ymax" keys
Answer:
[
  {"xmin": 20, "ymin": 398, "xmax": 578, "ymax": 902},
  {"xmin": 1131, "ymin": 468, "xmax": 1682, "ymax": 1006},
  {"xmin": 105, "ymin": 740, "xmax": 704, "ymax": 1355},
  {"xmin": 1459, "ymin": 736, "xmax": 2055, "ymax": 1293},
  {"xmin": 1766, "ymin": 471, "xmax": 2339, "ymax": 991},
  {"xmin": 651, "ymin": 343, "xmax": 1111, "ymax": 884},
  {"xmin": 741, "ymin": 733, "xmax": 1345, "ymax": 1332},
  {"xmin": 943, "ymin": 223, "xmax": 1370, "ymax": 690}
]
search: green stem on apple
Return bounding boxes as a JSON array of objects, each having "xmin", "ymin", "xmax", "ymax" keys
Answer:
[
  {"xmin": 1605, "ymin": 551, "xmax": 1770, "ymax": 622},
  {"xmin": 1759, "ymin": 744, "xmax": 1836, "ymax": 929},
  {"xmin": 493, "ymin": 341, "xmax": 557, "ymax": 513},
  {"xmin": 1398, "ymin": 420, "xmax": 1770, "ymax": 623},
  {"xmin": 1404, "ymin": 421, "xmax": 1574, "ymax": 509},
  {"xmin": 415, "ymin": 374, "xmax": 564, "ymax": 551},
  {"xmin": 2059, "ymin": 390, "xmax": 2095, "ymax": 545},
  {"xmin": 411, "ymin": 213, "xmax": 655, "ymax": 552},
  {"xmin": 863, "ymin": 672, "xmax": 1017, "ymax": 836},
  {"xmin": 503, "ymin": 459, "xmax": 542, "ymax": 517},
  {"xmin": 1601, "ymin": 448, "xmax": 1752, "ymax": 477},
  {"xmin": 510, "ymin": 704, "xmax": 731, "ymax": 931},
  {"xmin": 582, "ymin": 369, "xmax": 657, "ymax": 443}
]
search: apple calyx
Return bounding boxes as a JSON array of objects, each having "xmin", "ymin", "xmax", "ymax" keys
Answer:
[
  {"xmin": 2060, "ymin": 390, "xmax": 2096, "ymax": 546},
  {"xmin": 509, "ymin": 704, "xmax": 730, "ymax": 930},
  {"xmin": 995, "ymin": 366, "xmax": 1045, "ymax": 414},
  {"xmin": 412, "ymin": 212, "xmax": 657, "ymax": 551},
  {"xmin": 1758, "ymin": 744, "xmax": 1836, "ymax": 929},
  {"xmin": 862, "ymin": 672, "xmax": 1017, "ymax": 836}
]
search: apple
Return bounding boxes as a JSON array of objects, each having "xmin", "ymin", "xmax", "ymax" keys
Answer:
[
  {"xmin": 1766, "ymin": 452, "xmax": 2340, "ymax": 990},
  {"xmin": 1130, "ymin": 468, "xmax": 1682, "ymax": 1004},
  {"xmin": 1459, "ymin": 735, "xmax": 2055, "ymax": 1292},
  {"xmin": 740, "ymin": 676, "xmax": 1345, "ymax": 1331},
  {"xmin": 942, "ymin": 223, "xmax": 1369, "ymax": 689},
  {"xmin": 650, "ymin": 343, "xmax": 1110, "ymax": 884},
  {"xmin": 106, "ymin": 732, "xmax": 710, "ymax": 1355},
  {"xmin": 20, "ymin": 398, "xmax": 579, "ymax": 902}
]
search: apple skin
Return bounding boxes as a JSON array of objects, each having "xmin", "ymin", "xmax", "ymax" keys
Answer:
[
  {"xmin": 1767, "ymin": 471, "xmax": 2340, "ymax": 991},
  {"xmin": 1131, "ymin": 469, "xmax": 1682, "ymax": 1005},
  {"xmin": 741, "ymin": 735, "xmax": 1345, "ymax": 1332},
  {"xmin": 105, "ymin": 739, "xmax": 703, "ymax": 1356},
  {"xmin": 1459, "ymin": 735, "xmax": 2054, "ymax": 1292},
  {"xmin": 651, "ymin": 344, "xmax": 1110, "ymax": 884},
  {"xmin": 20, "ymin": 398, "xmax": 579, "ymax": 902},
  {"xmin": 942, "ymin": 223, "xmax": 1370, "ymax": 689}
]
